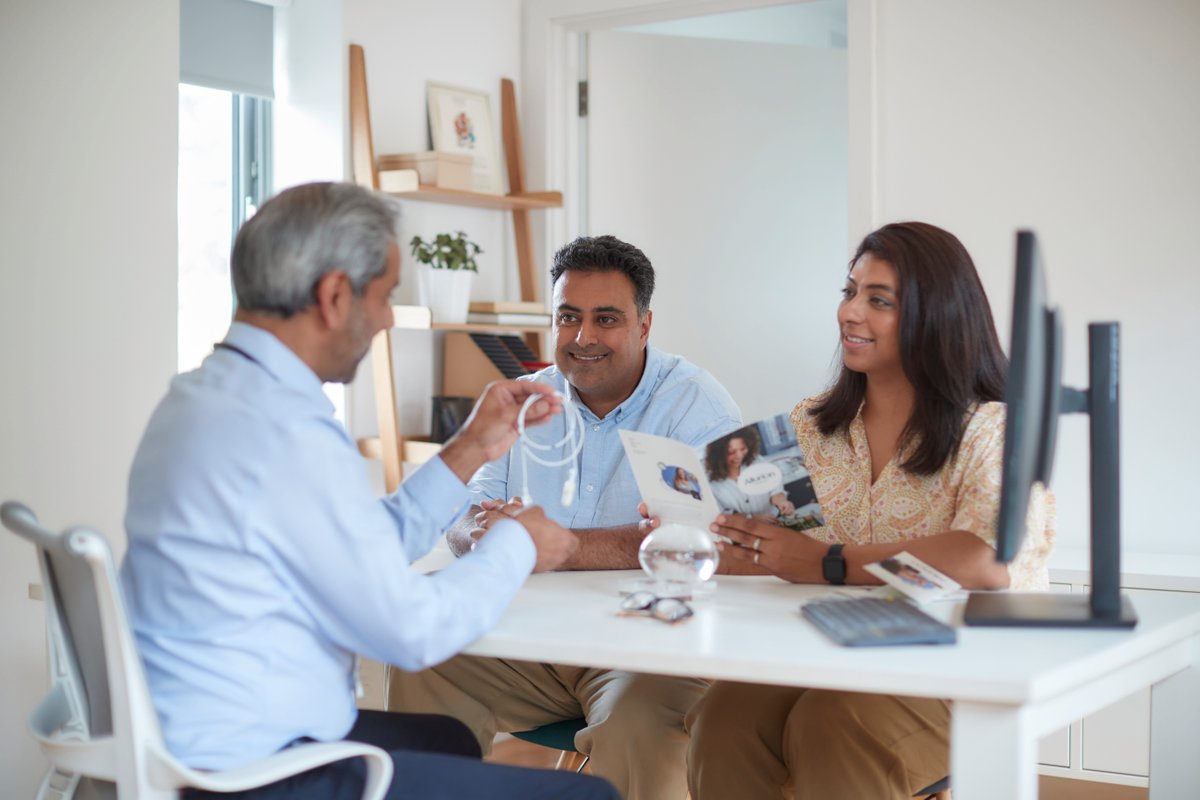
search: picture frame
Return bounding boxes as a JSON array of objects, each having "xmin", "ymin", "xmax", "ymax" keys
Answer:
[{"xmin": 426, "ymin": 82, "xmax": 504, "ymax": 195}]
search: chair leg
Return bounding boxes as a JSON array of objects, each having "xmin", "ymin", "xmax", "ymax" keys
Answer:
[{"xmin": 555, "ymin": 750, "xmax": 589, "ymax": 772}]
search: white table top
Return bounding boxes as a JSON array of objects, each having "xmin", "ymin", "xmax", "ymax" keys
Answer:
[{"xmin": 457, "ymin": 567, "xmax": 1200, "ymax": 708}]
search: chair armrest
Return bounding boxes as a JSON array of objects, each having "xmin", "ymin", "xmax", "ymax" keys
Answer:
[{"xmin": 159, "ymin": 741, "xmax": 393, "ymax": 800}]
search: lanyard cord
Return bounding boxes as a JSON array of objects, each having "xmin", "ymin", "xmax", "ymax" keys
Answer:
[
  {"xmin": 213, "ymin": 341, "xmax": 263, "ymax": 368},
  {"xmin": 517, "ymin": 390, "xmax": 586, "ymax": 507},
  {"xmin": 216, "ymin": 341, "xmax": 585, "ymax": 506}
]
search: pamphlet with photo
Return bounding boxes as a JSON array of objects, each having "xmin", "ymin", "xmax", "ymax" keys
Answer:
[
  {"xmin": 619, "ymin": 413, "xmax": 827, "ymax": 533},
  {"xmin": 864, "ymin": 551, "xmax": 963, "ymax": 604},
  {"xmin": 619, "ymin": 431, "xmax": 721, "ymax": 531}
]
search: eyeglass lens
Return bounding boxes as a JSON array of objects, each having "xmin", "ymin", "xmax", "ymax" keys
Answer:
[{"xmin": 620, "ymin": 592, "xmax": 693, "ymax": 623}]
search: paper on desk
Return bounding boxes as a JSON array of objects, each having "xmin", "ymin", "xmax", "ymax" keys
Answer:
[{"xmin": 864, "ymin": 551, "xmax": 964, "ymax": 605}]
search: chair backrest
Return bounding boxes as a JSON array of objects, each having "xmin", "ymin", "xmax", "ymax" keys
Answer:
[
  {"xmin": 6, "ymin": 501, "xmax": 396, "ymax": 800},
  {"xmin": 3, "ymin": 501, "xmax": 168, "ymax": 797}
]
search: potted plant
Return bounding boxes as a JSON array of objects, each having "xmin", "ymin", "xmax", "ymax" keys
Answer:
[{"xmin": 409, "ymin": 231, "xmax": 482, "ymax": 323}]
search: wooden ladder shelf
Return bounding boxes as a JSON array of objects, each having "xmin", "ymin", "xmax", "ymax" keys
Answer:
[{"xmin": 348, "ymin": 43, "xmax": 561, "ymax": 492}]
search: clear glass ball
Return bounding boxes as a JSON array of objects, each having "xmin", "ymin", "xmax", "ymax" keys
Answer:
[{"xmin": 637, "ymin": 522, "xmax": 719, "ymax": 590}]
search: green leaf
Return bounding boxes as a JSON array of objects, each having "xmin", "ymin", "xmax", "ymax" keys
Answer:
[{"xmin": 410, "ymin": 230, "xmax": 482, "ymax": 271}]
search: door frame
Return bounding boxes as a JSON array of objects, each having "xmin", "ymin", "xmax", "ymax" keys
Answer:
[{"xmin": 521, "ymin": 0, "xmax": 878, "ymax": 274}]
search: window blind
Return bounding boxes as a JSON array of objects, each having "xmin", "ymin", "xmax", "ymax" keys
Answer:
[{"xmin": 180, "ymin": 0, "xmax": 274, "ymax": 98}]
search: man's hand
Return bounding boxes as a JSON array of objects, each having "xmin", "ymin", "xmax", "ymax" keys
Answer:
[
  {"xmin": 636, "ymin": 502, "xmax": 662, "ymax": 536},
  {"xmin": 511, "ymin": 505, "xmax": 579, "ymax": 572},
  {"xmin": 467, "ymin": 497, "xmax": 525, "ymax": 546},
  {"xmin": 440, "ymin": 381, "xmax": 561, "ymax": 483}
]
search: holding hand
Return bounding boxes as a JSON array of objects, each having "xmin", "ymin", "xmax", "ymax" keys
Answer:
[
  {"xmin": 440, "ymin": 380, "xmax": 561, "ymax": 483},
  {"xmin": 511, "ymin": 505, "xmax": 579, "ymax": 572},
  {"xmin": 636, "ymin": 502, "xmax": 662, "ymax": 536},
  {"xmin": 712, "ymin": 513, "xmax": 824, "ymax": 583},
  {"xmin": 467, "ymin": 497, "xmax": 525, "ymax": 546}
]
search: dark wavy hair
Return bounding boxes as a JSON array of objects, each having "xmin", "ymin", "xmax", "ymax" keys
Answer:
[
  {"xmin": 810, "ymin": 222, "xmax": 1008, "ymax": 475},
  {"xmin": 550, "ymin": 235, "xmax": 655, "ymax": 316},
  {"xmin": 705, "ymin": 427, "xmax": 762, "ymax": 482}
]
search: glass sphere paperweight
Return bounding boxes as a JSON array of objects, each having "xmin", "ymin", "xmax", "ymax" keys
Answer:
[{"xmin": 637, "ymin": 522, "xmax": 719, "ymax": 597}]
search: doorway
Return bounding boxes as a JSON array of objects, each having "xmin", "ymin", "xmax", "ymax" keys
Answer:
[{"xmin": 580, "ymin": 2, "xmax": 850, "ymax": 417}]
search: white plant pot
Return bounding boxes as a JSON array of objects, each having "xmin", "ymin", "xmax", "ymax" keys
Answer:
[{"xmin": 417, "ymin": 266, "xmax": 474, "ymax": 324}]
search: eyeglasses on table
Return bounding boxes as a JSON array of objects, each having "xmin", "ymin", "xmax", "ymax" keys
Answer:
[{"xmin": 618, "ymin": 591, "xmax": 694, "ymax": 624}]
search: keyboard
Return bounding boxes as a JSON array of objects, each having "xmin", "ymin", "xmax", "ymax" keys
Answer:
[{"xmin": 801, "ymin": 596, "xmax": 957, "ymax": 647}]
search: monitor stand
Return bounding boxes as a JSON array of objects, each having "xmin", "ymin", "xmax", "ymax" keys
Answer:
[
  {"xmin": 964, "ymin": 591, "xmax": 1137, "ymax": 628},
  {"xmin": 965, "ymin": 323, "xmax": 1138, "ymax": 630}
]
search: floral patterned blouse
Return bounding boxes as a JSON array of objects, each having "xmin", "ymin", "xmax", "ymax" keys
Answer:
[{"xmin": 792, "ymin": 397, "xmax": 1055, "ymax": 590}]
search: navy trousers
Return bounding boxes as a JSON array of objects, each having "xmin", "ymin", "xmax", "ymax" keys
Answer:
[{"xmin": 183, "ymin": 710, "xmax": 619, "ymax": 800}]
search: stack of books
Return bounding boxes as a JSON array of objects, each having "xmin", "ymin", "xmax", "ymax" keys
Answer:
[{"xmin": 466, "ymin": 301, "xmax": 551, "ymax": 326}]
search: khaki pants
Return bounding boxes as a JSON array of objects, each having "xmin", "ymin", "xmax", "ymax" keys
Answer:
[
  {"xmin": 686, "ymin": 682, "xmax": 950, "ymax": 800},
  {"xmin": 389, "ymin": 655, "xmax": 707, "ymax": 800}
]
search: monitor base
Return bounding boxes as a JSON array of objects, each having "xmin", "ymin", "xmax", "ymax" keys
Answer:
[{"xmin": 963, "ymin": 592, "xmax": 1138, "ymax": 628}]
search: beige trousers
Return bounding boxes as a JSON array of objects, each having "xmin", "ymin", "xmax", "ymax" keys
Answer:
[
  {"xmin": 389, "ymin": 655, "xmax": 707, "ymax": 800},
  {"xmin": 686, "ymin": 682, "xmax": 950, "ymax": 800}
]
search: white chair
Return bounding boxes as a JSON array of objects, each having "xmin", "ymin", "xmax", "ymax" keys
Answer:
[{"xmin": 2, "ymin": 501, "xmax": 393, "ymax": 800}]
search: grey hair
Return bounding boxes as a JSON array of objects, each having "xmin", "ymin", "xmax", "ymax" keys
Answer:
[{"xmin": 231, "ymin": 182, "xmax": 402, "ymax": 317}]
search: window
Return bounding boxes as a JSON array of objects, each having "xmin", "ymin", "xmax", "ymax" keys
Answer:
[{"xmin": 177, "ymin": 84, "xmax": 271, "ymax": 372}]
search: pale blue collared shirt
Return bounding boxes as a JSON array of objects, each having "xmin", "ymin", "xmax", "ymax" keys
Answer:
[
  {"xmin": 471, "ymin": 345, "xmax": 742, "ymax": 527},
  {"xmin": 121, "ymin": 322, "xmax": 536, "ymax": 770}
]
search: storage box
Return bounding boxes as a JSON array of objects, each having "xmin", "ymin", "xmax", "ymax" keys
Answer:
[{"xmin": 377, "ymin": 151, "xmax": 473, "ymax": 191}]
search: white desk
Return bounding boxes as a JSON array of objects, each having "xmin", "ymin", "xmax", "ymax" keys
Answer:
[{"xmin": 458, "ymin": 569, "xmax": 1200, "ymax": 799}]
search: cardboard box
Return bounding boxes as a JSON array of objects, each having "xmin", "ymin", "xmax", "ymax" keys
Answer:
[{"xmin": 377, "ymin": 151, "xmax": 473, "ymax": 191}]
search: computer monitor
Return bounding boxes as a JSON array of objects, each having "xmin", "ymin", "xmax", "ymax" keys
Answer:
[{"xmin": 963, "ymin": 231, "xmax": 1137, "ymax": 628}]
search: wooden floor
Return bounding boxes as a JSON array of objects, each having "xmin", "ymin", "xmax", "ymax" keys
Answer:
[
  {"xmin": 486, "ymin": 734, "xmax": 567, "ymax": 771},
  {"xmin": 488, "ymin": 736, "xmax": 1148, "ymax": 799},
  {"xmin": 1039, "ymin": 776, "xmax": 1146, "ymax": 800}
]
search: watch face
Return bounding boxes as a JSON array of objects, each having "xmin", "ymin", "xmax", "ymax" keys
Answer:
[{"xmin": 824, "ymin": 547, "xmax": 847, "ymax": 584}]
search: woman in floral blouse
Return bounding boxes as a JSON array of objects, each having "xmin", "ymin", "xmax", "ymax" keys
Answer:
[{"xmin": 686, "ymin": 222, "xmax": 1054, "ymax": 800}]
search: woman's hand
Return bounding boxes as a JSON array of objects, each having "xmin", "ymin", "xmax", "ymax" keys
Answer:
[{"xmin": 712, "ymin": 513, "xmax": 825, "ymax": 583}]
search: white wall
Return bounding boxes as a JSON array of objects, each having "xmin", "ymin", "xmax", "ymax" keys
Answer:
[
  {"xmin": 275, "ymin": 0, "xmax": 346, "ymax": 189},
  {"xmin": 1, "ymin": 1, "xmax": 1195, "ymax": 789},
  {"xmin": 870, "ymin": 0, "xmax": 1200, "ymax": 556},
  {"xmin": 0, "ymin": 0, "xmax": 180, "ymax": 792},
  {"xmin": 588, "ymin": 29, "xmax": 848, "ymax": 420},
  {"xmin": 343, "ymin": 0, "xmax": 530, "ymax": 441}
]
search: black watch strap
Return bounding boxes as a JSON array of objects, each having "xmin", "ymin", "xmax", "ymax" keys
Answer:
[{"xmin": 822, "ymin": 543, "xmax": 847, "ymax": 585}]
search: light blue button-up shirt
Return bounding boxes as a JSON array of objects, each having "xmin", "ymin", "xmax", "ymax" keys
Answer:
[
  {"xmin": 471, "ymin": 345, "xmax": 742, "ymax": 527},
  {"xmin": 120, "ymin": 322, "xmax": 536, "ymax": 770}
]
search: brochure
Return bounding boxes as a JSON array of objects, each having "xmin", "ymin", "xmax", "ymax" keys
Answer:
[
  {"xmin": 619, "ymin": 413, "xmax": 827, "ymax": 534},
  {"xmin": 863, "ymin": 551, "xmax": 963, "ymax": 605}
]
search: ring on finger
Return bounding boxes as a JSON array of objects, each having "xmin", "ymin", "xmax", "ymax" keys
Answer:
[
  {"xmin": 754, "ymin": 550, "xmax": 760, "ymax": 565},
  {"xmin": 753, "ymin": 537, "xmax": 762, "ymax": 551}
]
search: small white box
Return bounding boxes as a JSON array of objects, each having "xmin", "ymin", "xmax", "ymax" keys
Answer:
[{"xmin": 377, "ymin": 151, "xmax": 473, "ymax": 191}]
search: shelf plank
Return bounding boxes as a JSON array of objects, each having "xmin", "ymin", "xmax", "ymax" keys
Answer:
[
  {"xmin": 388, "ymin": 305, "xmax": 548, "ymax": 333},
  {"xmin": 357, "ymin": 436, "xmax": 442, "ymax": 466},
  {"xmin": 430, "ymin": 321, "xmax": 549, "ymax": 334},
  {"xmin": 386, "ymin": 185, "xmax": 562, "ymax": 211}
]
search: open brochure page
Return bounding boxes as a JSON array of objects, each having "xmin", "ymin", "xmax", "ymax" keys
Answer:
[
  {"xmin": 620, "ymin": 413, "xmax": 827, "ymax": 531},
  {"xmin": 619, "ymin": 430, "xmax": 721, "ymax": 530}
]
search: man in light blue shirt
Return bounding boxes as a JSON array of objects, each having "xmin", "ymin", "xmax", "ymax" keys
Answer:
[
  {"xmin": 121, "ymin": 182, "xmax": 618, "ymax": 800},
  {"xmin": 390, "ymin": 236, "xmax": 741, "ymax": 800}
]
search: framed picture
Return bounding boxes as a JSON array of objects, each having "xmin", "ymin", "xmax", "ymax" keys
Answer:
[{"xmin": 426, "ymin": 82, "xmax": 504, "ymax": 195}]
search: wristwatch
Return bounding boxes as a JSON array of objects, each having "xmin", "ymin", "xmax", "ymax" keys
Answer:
[{"xmin": 822, "ymin": 543, "xmax": 847, "ymax": 585}]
